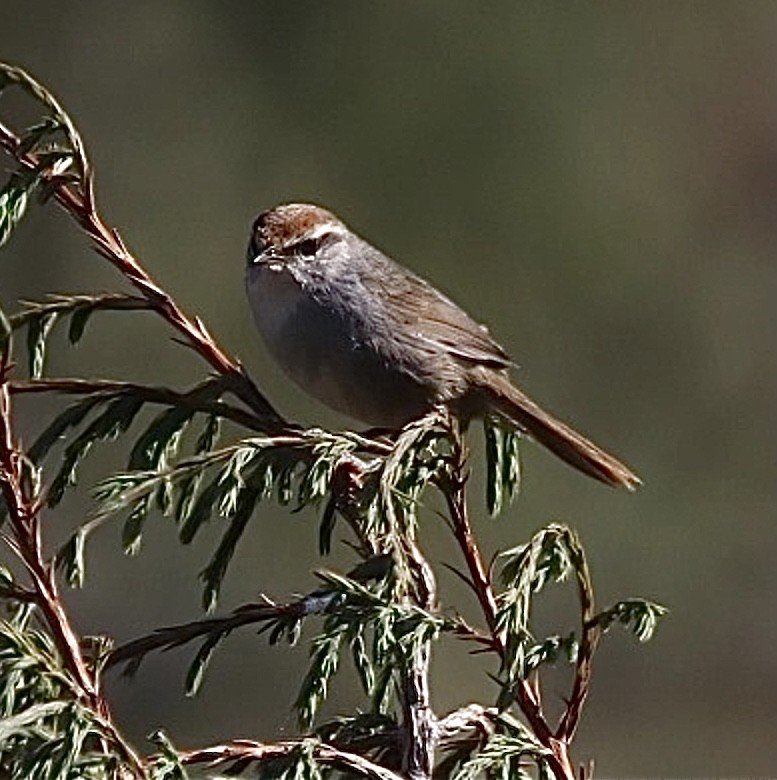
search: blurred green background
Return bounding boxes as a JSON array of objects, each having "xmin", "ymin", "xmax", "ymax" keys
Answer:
[{"xmin": 1, "ymin": 3, "xmax": 775, "ymax": 776}]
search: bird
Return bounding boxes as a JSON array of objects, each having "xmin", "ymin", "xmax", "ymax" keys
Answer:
[{"xmin": 245, "ymin": 203, "xmax": 640, "ymax": 490}]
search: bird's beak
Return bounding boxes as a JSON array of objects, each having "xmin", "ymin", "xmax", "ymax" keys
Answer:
[
  {"xmin": 247, "ymin": 241, "xmax": 277, "ymax": 264},
  {"xmin": 248, "ymin": 248, "xmax": 285, "ymax": 271}
]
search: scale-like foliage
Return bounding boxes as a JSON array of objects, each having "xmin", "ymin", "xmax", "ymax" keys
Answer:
[
  {"xmin": 0, "ymin": 599, "xmax": 138, "ymax": 780},
  {"xmin": 451, "ymin": 713, "xmax": 551, "ymax": 780},
  {"xmin": 592, "ymin": 598, "xmax": 668, "ymax": 643},
  {"xmin": 495, "ymin": 525, "xmax": 580, "ymax": 686},
  {"xmin": 484, "ymin": 416, "xmax": 521, "ymax": 516},
  {"xmin": 0, "ymin": 60, "xmax": 667, "ymax": 780}
]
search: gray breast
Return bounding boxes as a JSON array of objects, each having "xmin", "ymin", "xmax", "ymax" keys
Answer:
[{"xmin": 245, "ymin": 263, "xmax": 432, "ymax": 427}]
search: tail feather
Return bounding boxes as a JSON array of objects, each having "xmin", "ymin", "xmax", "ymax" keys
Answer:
[{"xmin": 476, "ymin": 373, "xmax": 641, "ymax": 491}]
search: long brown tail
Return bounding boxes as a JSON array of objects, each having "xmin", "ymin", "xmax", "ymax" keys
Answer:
[{"xmin": 475, "ymin": 372, "xmax": 641, "ymax": 491}]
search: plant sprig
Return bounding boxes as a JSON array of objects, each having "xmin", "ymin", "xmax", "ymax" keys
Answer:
[{"xmin": 0, "ymin": 61, "xmax": 665, "ymax": 780}]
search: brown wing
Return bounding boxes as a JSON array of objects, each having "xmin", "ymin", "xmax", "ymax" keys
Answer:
[{"xmin": 362, "ymin": 245, "xmax": 512, "ymax": 370}]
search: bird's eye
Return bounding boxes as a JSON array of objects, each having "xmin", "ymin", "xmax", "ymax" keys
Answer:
[{"xmin": 294, "ymin": 236, "xmax": 322, "ymax": 257}]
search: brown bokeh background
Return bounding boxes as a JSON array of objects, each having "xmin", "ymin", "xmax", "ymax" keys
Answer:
[{"xmin": 1, "ymin": 3, "xmax": 775, "ymax": 776}]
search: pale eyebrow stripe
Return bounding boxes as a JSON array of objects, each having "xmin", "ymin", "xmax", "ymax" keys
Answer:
[{"xmin": 296, "ymin": 223, "xmax": 346, "ymax": 243}]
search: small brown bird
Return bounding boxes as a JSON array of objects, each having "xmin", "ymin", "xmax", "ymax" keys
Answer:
[{"xmin": 245, "ymin": 203, "xmax": 640, "ymax": 490}]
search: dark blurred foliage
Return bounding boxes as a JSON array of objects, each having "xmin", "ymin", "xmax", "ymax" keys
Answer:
[{"xmin": 1, "ymin": 2, "xmax": 774, "ymax": 776}]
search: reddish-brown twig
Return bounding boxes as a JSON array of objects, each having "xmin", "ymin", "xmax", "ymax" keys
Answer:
[
  {"xmin": 0, "ymin": 109, "xmax": 283, "ymax": 431},
  {"xmin": 439, "ymin": 425, "xmax": 578, "ymax": 780},
  {"xmin": 0, "ymin": 353, "xmax": 146, "ymax": 777},
  {"xmin": 177, "ymin": 739, "xmax": 405, "ymax": 780},
  {"xmin": 9, "ymin": 377, "xmax": 268, "ymax": 432},
  {"xmin": 556, "ymin": 539, "xmax": 600, "ymax": 743}
]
